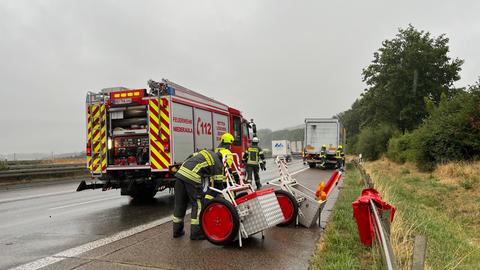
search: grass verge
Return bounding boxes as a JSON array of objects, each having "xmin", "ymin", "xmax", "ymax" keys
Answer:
[
  {"xmin": 365, "ymin": 158, "xmax": 480, "ymax": 270},
  {"xmin": 310, "ymin": 163, "xmax": 382, "ymax": 270}
]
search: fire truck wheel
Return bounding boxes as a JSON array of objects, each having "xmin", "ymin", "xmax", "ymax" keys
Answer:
[
  {"xmin": 201, "ymin": 197, "xmax": 239, "ymax": 245},
  {"xmin": 275, "ymin": 190, "xmax": 298, "ymax": 227}
]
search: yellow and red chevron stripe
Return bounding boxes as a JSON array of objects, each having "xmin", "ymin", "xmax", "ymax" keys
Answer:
[
  {"xmin": 89, "ymin": 103, "xmax": 107, "ymax": 174},
  {"xmin": 86, "ymin": 106, "xmax": 92, "ymax": 171},
  {"xmin": 149, "ymin": 98, "xmax": 171, "ymax": 171}
]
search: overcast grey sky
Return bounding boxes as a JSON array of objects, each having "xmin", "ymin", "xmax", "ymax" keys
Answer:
[{"xmin": 0, "ymin": 0, "xmax": 479, "ymax": 154}]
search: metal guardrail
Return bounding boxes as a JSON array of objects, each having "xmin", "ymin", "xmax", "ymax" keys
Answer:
[
  {"xmin": 353, "ymin": 160, "xmax": 397, "ymax": 270},
  {"xmin": 0, "ymin": 165, "xmax": 87, "ymax": 180}
]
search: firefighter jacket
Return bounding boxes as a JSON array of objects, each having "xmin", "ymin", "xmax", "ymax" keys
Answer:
[
  {"xmin": 320, "ymin": 146, "xmax": 327, "ymax": 157},
  {"xmin": 244, "ymin": 146, "xmax": 265, "ymax": 166},
  {"xmin": 176, "ymin": 149, "xmax": 224, "ymax": 186},
  {"xmin": 336, "ymin": 148, "xmax": 345, "ymax": 159}
]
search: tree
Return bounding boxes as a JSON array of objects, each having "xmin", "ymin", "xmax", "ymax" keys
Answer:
[{"xmin": 362, "ymin": 25, "xmax": 463, "ymax": 133}]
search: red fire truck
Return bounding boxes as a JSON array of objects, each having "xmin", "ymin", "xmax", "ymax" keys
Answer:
[{"xmin": 77, "ymin": 79, "xmax": 256, "ymax": 199}]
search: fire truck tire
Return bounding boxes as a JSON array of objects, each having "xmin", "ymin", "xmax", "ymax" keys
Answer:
[
  {"xmin": 275, "ymin": 190, "xmax": 298, "ymax": 227},
  {"xmin": 308, "ymin": 163, "xmax": 316, "ymax": 168},
  {"xmin": 201, "ymin": 197, "xmax": 239, "ymax": 245}
]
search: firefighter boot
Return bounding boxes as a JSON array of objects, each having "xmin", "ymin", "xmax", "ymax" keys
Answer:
[
  {"xmin": 190, "ymin": 224, "xmax": 206, "ymax": 240},
  {"xmin": 173, "ymin": 222, "xmax": 185, "ymax": 238},
  {"xmin": 255, "ymin": 180, "xmax": 262, "ymax": 190}
]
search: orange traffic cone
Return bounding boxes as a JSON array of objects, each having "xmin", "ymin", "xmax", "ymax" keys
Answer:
[{"xmin": 316, "ymin": 181, "xmax": 326, "ymax": 199}]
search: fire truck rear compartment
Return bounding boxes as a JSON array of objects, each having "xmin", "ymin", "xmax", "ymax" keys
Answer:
[{"xmin": 109, "ymin": 106, "xmax": 150, "ymax": 168}]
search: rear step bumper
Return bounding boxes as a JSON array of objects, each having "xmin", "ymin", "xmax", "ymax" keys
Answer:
[{"xmin": 107, "ymin": 165, "xmax": 151, "ymax": 170}]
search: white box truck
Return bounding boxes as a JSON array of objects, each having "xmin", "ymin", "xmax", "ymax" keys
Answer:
[
  {"xmin": 303, "ymin": 118, "xmax": 345, "ymax": 169},
  {"xmin": 272, "ymin": 140, "xmax": 292, "ymax": 162}
]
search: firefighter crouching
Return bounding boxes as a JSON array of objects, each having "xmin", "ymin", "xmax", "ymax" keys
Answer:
[
  {"xmin": 336, "ymin": 145, "xmax": 345, "ymax": 169},
  {"xmin": 173, "ymin": 149, "xmax": 226, "ymax": 240},
  {"xmin": 243, "ymin": 137, "xmax": 266, "ymax": 190}
]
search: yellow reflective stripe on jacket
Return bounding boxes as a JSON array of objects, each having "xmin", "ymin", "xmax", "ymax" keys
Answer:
[
  {"xmin": 177, "ymin": 167, "xmax": 201, "ymax": 183},
  {"xmin": 211, "ymin": 174, "xmax": 226, "ymax": 182},
  {"xmin": 199, "ymin": 150, "xmax": 214, "ymax": 166},
  {"xmin": 192, "ymin": 161, "xmax": 208, "ymax": 174},
  {"xmin": 247, "ymin": 147, "xmax": 260, "ymax": 165}
]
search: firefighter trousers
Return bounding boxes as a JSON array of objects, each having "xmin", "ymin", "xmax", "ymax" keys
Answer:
[
  {"xmin": 246, "ymin": 165, "xmax": 261, "ymax": 189},
  {"xmin": 172, "ymin": 179, "xmax": 204, "ymax": 239}
]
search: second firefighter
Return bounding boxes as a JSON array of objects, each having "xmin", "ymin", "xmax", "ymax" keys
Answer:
[{"xmin": 243, "ymin": 137, "xmax": 266, "ymax": 190}]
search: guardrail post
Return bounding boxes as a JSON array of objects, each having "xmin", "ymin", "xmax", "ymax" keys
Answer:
[{"xmin": 411, "ymin": 235, "xmax": 427, "ymax": 270}]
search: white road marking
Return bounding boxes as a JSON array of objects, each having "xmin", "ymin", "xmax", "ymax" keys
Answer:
[
  {"xmin": 49, "ymin": 196, "xmax": 122, "ymax": 210},
  {"xmin": 10, "ymin": 166, "xmax": 309, "ymax": 270},
  {"xmin": 9, "ymin": 214, "xmax": 177, "ymax": 270},
  {"xmin": 0, "ymin": 190, "xmax": 74, "ymax": 204}
]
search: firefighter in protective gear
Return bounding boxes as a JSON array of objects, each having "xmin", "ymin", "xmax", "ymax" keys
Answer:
[
  {"xmin": 173, "ymin": 149, "xmax": 225, "ymax": 240},
  {"xmin": 336, "ymin": 145, "xmax": 345, "ymax": 169},
  {"xmin": 320, "ymin": 144, "xmax": 327, "ymax": 156},
  {"xmin": 214, "ymin": 133, "xmax": 235, "ymax": 184},
  {"xmin": 243, "ymin": 137, "xmax": 265, "ymax": 190},
  {"xmin": 320, "ymin": 144, "xmax": 327, "ymax": 166},
  {"xmin": 216, "ymin": 132, "xmax": 234, "ymax": 151},
  {"xmin": 204, "ymin": 148, "xmax": 234, "ymax": 201}
]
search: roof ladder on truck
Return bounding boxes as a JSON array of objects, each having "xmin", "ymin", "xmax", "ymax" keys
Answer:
[{"xmin": 86, "ymin": 92, "xmax": 108, "ymax": 178}]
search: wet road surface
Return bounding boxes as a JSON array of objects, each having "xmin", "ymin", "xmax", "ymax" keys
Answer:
[
  {"xmin": 36, "ymin": 165, "xmax": 342, "ymax": 270},
  {"xmin": 0, "ymin": 159, "xmax": 306, "ymax": 270}
]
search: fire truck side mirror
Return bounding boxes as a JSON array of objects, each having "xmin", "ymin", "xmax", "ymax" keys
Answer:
[{"xmin": 249, "ymin": 119, "xmax": 257, "ymax": 137}]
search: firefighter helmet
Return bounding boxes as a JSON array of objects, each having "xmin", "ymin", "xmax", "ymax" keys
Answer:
[
  {"xmin": 221, "ymin": 133, "xmax": 234, "ymax": 144},
  {"xmin": 338, "ymin": 145, "xmax": 343, "ymax": 149},
  {"xmin": 252, "ymin": 137, "xmax": 259, "ymax": 143},
  {"xmin": 218, "ymin": 148, "xmax": 233, "ymax": 168},
  {"xmin": 322, "ymin": 144, "xmax": 327, "ymax": 148}
]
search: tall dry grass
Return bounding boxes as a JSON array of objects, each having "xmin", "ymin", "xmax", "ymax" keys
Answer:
[
  {"xmin": 371, "ymin": 178, "xmax": 420, "ymax": 270},
  {"xmin": 435, "ymin": 161, "xmax": 480, "ymax": 186},
  {"xmin": 364, "ymin": 158, "xmax": 480, "ymax": 269}
]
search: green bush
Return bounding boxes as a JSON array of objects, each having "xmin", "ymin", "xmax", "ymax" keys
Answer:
[
  {"xmin": 387, "ymin": 133, "xmax": 416, "ymax": 163},
  {"xmin": 356, "ymin": 123, "xmax": 398, "ymax": 160},
  {"xmin": 413, "ymin": 90, "xmax": 480, "ymax": 170},
  {"xmin": 388, "ymin": 90, "xmax": 480, "ymax": 170}
]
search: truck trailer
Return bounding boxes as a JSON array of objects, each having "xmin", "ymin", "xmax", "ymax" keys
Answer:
[
  {"xmin": 303, "ymin": 118, "xmax": 345, "ymax": 169},
  {"xmin": 271, "ymin": 140, "xmax": 292, "ymax": 162},
  {"xmin": 78, "ymin": 79, "xmax": 256, "ymax": 199}
]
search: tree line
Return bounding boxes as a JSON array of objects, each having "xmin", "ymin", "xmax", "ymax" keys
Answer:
[{"xmin": 339, "ymin": 25, "xmax": 480, "ymax": 170}]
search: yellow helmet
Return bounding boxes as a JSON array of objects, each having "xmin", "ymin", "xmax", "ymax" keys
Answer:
[
  {"xmin": 338, "ymin": 145, "xmax": 343, "ymax": 149},
  {"xmin": 218, "ymin": 148, "xmax": 234, "ymax": 168},
  {"xmin": 322, "ymin": 144, "xmax": 326, "ymax": 148},
  {"xmin": 221, "ymin": 133, "xmax": 234, "ymax": 144}
]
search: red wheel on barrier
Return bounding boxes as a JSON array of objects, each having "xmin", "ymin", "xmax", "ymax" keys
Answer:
[
  {"xmin": 200, "ymin": 197, "xmax": 240, "ymax": 245},
  {"xmin": 275, "ymin": 190, "xmax": 298, "ymax": 227}
]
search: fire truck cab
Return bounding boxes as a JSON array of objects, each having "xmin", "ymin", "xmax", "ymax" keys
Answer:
[{"xmin": 78, "ymin": 79, "xmax": 256, "ymax": 199}]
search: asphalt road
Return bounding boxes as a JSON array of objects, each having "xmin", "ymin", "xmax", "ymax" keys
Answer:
[
  {"xmin": 36, "ymin": 163, "xmax": 339, "ymax": 270},
  {"xmin": 0, "ymin": 159, "xmax": 306, "ymax": 270}
]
